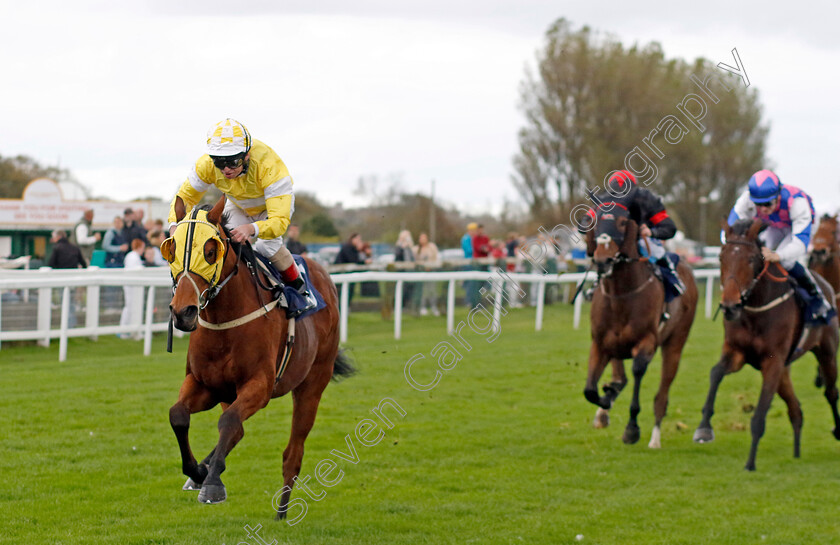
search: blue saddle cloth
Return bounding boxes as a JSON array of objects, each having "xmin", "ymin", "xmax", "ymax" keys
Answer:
[
  {"xmin": 255, "ymin": 254, "xmax": 327, "ymax": 319},
  {"xmin": 792, "ymin": 285, "xmax": 837, "ymax": 325}
]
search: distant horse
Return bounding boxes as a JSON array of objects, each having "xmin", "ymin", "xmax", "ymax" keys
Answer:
[
  {"xmin": 164, "ymin": 196, "xmax": 353, "ymax": 517},
  {"xmin": 694, "ymin": 219, "xmax": 840, "ymax": 470},
  {"xmin": 808, "ymin": 214, "xmax": 840, "ymax": 387},
  {"xmin": 583, "ymin": 204, "xmax": 698, "ymax": 448},
  {"xmin": 809, "ymin": 214, "xmax": 840, "ymax": 306}
]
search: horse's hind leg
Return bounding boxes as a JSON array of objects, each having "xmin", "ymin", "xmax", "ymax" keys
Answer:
[
  {"xmin": 593, "ymin": 359, "xmax": 626, "ymax": 429},
  {"xmin": 623, "ymin": 335, "xmax": 657, "ymax": 445},
  {"xmin": 276, "ymin": 375, "xmax": 330, "ymax": 520},
  {"xmin": 169, "ymin": 375, "xmax": 219, "ymax": 490},
  {"xmin": 813, "ymin": 340, "xmax": 840, "ymax": 439},
  {"xmin": 776, "ymin": 368, "xmax": 803, "ymax": 458},
  {"xmin": 649, "ymin": 340, "xmax": 682, "ymax": 448},
  {"xmin": 199, "ymin": 379, "xmax": 272, "ymax": 504}
]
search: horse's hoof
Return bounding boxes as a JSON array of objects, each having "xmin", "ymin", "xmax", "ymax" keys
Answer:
[
  {"xmin": 275, "ymin": 509, "xmax": 287, "ymax": 521},
  {"xmin": 622, "ymin": 424, "xmax": 640, "ymax": 444},
  {"xmin": 744, "ymin": 462, "xmax": 756, "ymax": 472},
  {"xmin": 833, "ymin": 427, "xmax": 840, "ymax": 441},
  {"xmin": 593, "ymin": 408, "xmax": 610, "ymax": 429},
  {"xmin": 182, "ymin": 478, "xmax": 201, "ymax": 491},
  {"xmin": 198, "ymin": 484, "xmax": 227, "ymax": 504},
  {"xmin": 693, "ymin": 427, "xmax": 715, "ymax": 443},
  {"xmin": 648, "ymin": 426, "xmax": 661, "ymax": 449}
]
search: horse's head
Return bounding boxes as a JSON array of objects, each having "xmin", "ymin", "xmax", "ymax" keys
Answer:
[
  {"xmin": 585, "ymin": 202, "xmax": 639, "ymax": 277},
  {"xmin": 810, "ymin": 214, "xmax": 838, "ymax": 267},
  {"xmin": 161, "ymin": 196, "xmax": 230, "ymax": 331},
  {"xmin": 719, "ymin": 218, "xmax": 766, "ymax": 321}
]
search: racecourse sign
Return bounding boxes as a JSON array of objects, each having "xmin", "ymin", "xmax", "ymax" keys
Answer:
[{"xmin": 0, "ymin": 178, "xmax": 149, "ymax": 230}]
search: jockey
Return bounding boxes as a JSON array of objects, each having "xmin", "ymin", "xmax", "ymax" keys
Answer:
[
  {"xmin": 167, "ymin": 118, "xmax": 311, "ymax": 300},
  {"xmin": 727, "ymin": 169, "xmax": 832, "ymax": 322},
  {"xmin": 585, "ymin": 170, "xmax": 685, "ymax": 300}
]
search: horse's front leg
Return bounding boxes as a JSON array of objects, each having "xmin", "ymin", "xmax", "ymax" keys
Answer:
[
  {"xmin": 583, "ymin": 343, "xmax": 614, "ymax": 412},
  {"xmin": 198, "ymin": 379, "xmax": 272, "ymax": 504},
  {"xmin": 694, "ymin": 347, "xmax": 744, "ymax": 443},
  {"xmin": 169, "ymin": 374, "xmax": 218, "ymax": 490},
  {"xmin": 745, "ymin": 359, "xmax": 784, "ymax": 471},
  {"xmin": 623, "ymin": 334, "xmax": 657, "ymax": 445},
  {"xmin": 592, "ymin": 359, "xmax": 626, "ymax": 429}
]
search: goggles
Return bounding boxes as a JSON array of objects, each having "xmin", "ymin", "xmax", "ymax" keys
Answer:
[
  {"xmin": 210, "ymin": 153, "xmax": 246, "ymax": 170},
  {"xmin": 160, "ymin": 208, "xmax": 226, "ymax": 288}
]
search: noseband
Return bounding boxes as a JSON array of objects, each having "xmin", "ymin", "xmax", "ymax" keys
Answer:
[{"xmin": 720, "ymin": 239, "xmax": 789, "ymax": 312}]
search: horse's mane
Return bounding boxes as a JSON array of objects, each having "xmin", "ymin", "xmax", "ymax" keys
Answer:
[
  {"xmin": 218, "ymin": 212, "xmax": 261, "ymax": 269},
  {"xmin": 727, "ymin": 218, "xmax": 765, "ymax": 248},
  {"xmin": 730, "ymin": 219, "xmax": 756, "ymax": 236}
]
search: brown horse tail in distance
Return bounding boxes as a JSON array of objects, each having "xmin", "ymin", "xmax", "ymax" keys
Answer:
[{"xmin": 332, "ymin": 349, "xmax": 356, "ymax": 381}]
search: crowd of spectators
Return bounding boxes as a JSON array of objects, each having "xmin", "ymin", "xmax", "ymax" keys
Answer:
[{"xmin": 46, "ymin": 207, "xmax": 169, "ymax": 270}]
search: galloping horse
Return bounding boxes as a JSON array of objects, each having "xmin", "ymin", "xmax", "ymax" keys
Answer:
[
  {"xmin": 583, "ymin": 204, "xmax": 697, "ymax": 448},
  {"xmin": 164, "ymin": 196, "xmax": 353, "ymax": 517},
  {"xmin": 694, "ymin": 219, "xmax": 840, "ymax": 470},
  {"xmin": 809, "ymin": 214, "xmax": 840, "ymax": 305},
  {"xmin": 808, "ymin": 214, "xmax": 840, "ymax": 387}
]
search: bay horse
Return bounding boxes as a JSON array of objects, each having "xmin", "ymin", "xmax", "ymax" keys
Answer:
[
  {"xmin": 693, "ymin": 219, "xmax": 840, "ymax": 470},
  {"xmin": 163, "ymin": 196, "xmax": 353, "ymax": 517},
  {"xmin": 808, "ymin": 214, "xmax": 840, "ymax": 387},
  {"xmin": 808, "ymin": 214, "xmax": 840, "ymax": 302},
  {"xmin": 583, "ymin": 205, "xmax": 697, "ymax": 448}
]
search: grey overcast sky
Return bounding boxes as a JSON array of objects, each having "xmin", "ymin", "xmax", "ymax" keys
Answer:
[{"xmin": 1, "ymin": 0, "xmax": 838, "ymax": 216}]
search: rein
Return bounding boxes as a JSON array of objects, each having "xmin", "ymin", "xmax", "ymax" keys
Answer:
[{"xmin": 720, "ymin": 239, "xmax": 792, "ymax": 314}]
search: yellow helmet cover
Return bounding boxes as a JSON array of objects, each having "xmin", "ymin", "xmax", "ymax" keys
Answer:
[{"xmin": 161, "ymin": 208, "xmax": 226, "ymax": 286}]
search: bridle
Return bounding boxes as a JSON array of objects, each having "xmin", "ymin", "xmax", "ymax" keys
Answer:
[
  {"xmin": 170, "ymin": 212, "xmax": 241, "ymax": 310},
  {"xmin": 720, "ymin": 239, "xmax": 790, "ymax": 313}
]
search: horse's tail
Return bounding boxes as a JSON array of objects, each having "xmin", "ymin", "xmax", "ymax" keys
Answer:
[{"xmin": 331, "ymin": 349, "xmax": 356, "ymax": 382}]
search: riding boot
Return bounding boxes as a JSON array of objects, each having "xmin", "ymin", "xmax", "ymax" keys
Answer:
[
  {"xmin": 789, "ymin": 262, "xmax": 833, "ymax": 322},
  {"xmin": 656, "ymin": 255, "xmax": 684, "ymax": 300},
  {"xmin": 270, "ymin": 247, "xmax": 316, "ymax": 309}
]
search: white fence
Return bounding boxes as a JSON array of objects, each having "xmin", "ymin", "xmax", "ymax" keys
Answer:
[{"xmin": 0, "ymin": 267, "xmax": 721, "ymax": 361}]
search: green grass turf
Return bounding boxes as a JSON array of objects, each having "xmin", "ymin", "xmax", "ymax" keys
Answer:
[{"xmin": 2, "ymin": 301, "xmax": 840, "ymax": 544}]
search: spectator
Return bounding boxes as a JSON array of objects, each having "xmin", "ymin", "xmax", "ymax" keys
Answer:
[
  {"xmin": 145, "ymin": 230, "xmax": 168, "ymax": 266},
  {"xmin": 490, "ymin": 239, "xmax": 506, "ymax": 260},
  {"xmin": 70, "ymin": 209, "xmax": 101, "ymax": 265},
  {"xmin": 47, "ymin": 229, "xmax": 85, "ymax": 328},
  {"xmin": 48, "ymin": 230, "xmax": 86, "ymax": 269},
  {"xmin": 334, "ymin": 233, "xmax": 368, "ymax": 303},
  {"xmin": 122, "ymin": 208, "xmax": 148, "ymax": 247},
  {"xmin": 461, "ymin": 222, "xmax": 477, "ymax": 259},
  {"xmin": 143, "ymin": 246, "xmax": 166, "ymax": 267},
  {"xmin": 120, "ymin": 239, "xmax": 146, "ymax": 339},
  {"xmin": 505, "ymin": 232, "xmax": 519, "ymax": 258},
  {"xmin": 461, "ymin": 222, "xmax": 479, "ymax": 308},
  {"xmin": 472, "ymin": 224, "xmax": 491, "ymax": 258},
  {"xmin": 414, "ymin": 232, "xmax": 440, "ymax": 316},
  {"xmin": 395, "ymin": 230, "xmax": 415, "ymax": 263},
  {"xmin": 102, "ymin": 216, "xmax": 128, "ymax": 267},
  {"xmin": 394, "ymin": 230, "xmax": 416, "ymax": 310},
  {"xmin": 285, "ymin": 224, "xmax": 308, "ymax": 256}
]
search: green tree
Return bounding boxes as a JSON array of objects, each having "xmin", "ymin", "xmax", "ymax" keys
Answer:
[
  {"xmin": 305, "ymin": 212, "xmax": 339, "ymax": 238},
  {"xmin": 513, "ymin": 19, "xmax": 768, "ymax": 243},
  {"xmin": 0, "ymin": 154, "xmax": 81, "ymax": 198}
]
